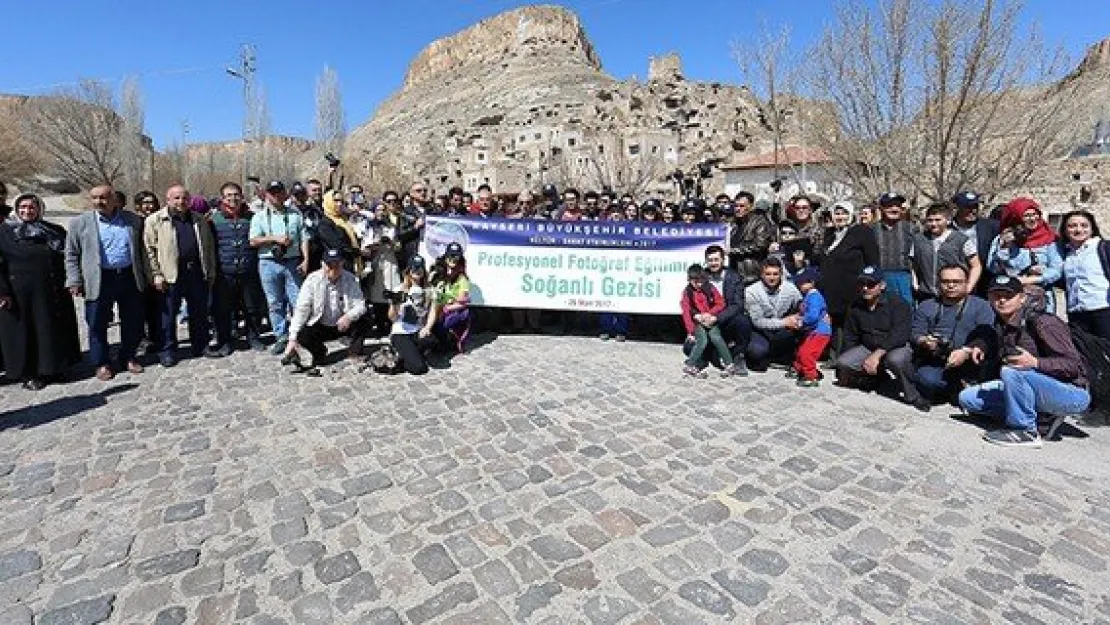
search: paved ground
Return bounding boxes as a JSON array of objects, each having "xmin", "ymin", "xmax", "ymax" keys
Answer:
[{"xmin": 3, "ymin": 326, "xmax": 1110, "ymax": 625}]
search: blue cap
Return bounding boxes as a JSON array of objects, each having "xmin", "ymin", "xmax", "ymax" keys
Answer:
[
  {"xmin": 952, "ymin": 191, "xmax": 980, "ymax": 209},
  {"xmin": 444, "ymin": 242, "xmax": 464, "ymax": 258},
  {"xmin": 987, "ymin": 274, "xmax": 1022, "ymax": 296},
  {"xmin": 794, "ymin": 267, "xmax": 820, "ymax": 286},
  {"xmin": 857, "ymin": 265, "xmax": 884, "ymax": 282},
  {"xmin": 322, "ymin": 249, "xmax": 344, "ymax": 265},
  {"xmin": 878, "ymin": 192, "xmax": 905, "ymax": 207},
  {"xmin": 408, "ymin": 255, "xmax": 426, "ymax": 272},
  {"xmin": 717, "ymin": 202, "xmax": 735, "ymax": 216}
]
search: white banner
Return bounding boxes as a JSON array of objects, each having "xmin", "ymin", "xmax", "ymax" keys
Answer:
[{"xmin": 419, "ymin": 216, "xmax": 727, "ymax": 314}]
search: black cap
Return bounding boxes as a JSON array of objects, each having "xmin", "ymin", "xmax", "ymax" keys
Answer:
[
  {"xmin": 641, "ymin": 199, "xmax": 661, "ymax": 212},
  {"xmin": 266, "ymin": 180, "xmax": 286, "ymax": 193},
  {"xmin": 681, "ymin": 199, "xmax": 699, "ymax": 213},
  {"xmin": 322, "ymin": 249, "xmax": 344, "ymax": 265},
  {"xmin": 986, "ymin": 275, "xmax": 1023, "ymax": 296},
  {"xmin": 952, "ymin": 191, "xmax": 980, "ymax": 210},
  {"xmin": 717, "ymin": 202, "xmax": 735, "ymax": 216},
  {"xmin": 542, "ymin": 184, "xmax": 558, "ymax": 198},
  {"xmin": 857, "ymin": 265, "xmax": 885, "ymax": 282},
  {"xmin": 290, "ymin": 182, "xmax": 306, "ymax": 195},
  {"xmin": 408, "ymin": 255, "xmax": 426, "ymax": 272},
  {"xmin": 444, "ymin": 242, "xmax": 464, "ymax": 258},
  {"xmin": 878, "ymin": 192, "xmax": 905, "ymax": 207}
]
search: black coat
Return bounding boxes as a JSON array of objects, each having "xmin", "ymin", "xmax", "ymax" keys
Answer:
[
  {"xmin": 818, "ymin": 224, "xmax": 880, "ymax": 321},
  {"xmin": 0, "ymin": 222, "xmax": 80, "ymax": 380}
]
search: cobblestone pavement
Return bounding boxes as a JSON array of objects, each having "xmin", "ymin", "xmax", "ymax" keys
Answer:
[{"xmin": 3, "ymin": 330, "xmax": 1110, "ymax": 625}]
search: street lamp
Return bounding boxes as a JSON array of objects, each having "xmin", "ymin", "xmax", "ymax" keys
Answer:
[{"xmin": 225, "ymin": 45, "xmax": 256, "ymax": 192}]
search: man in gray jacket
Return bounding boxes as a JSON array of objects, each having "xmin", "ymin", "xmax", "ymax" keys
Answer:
[
  {"xmin": 65, "ymin": 185, "xmax": 148, "ymax": 381},
  {"xmin": 283, "ymin": 249, "xmax": 370, "ymax": 373},
  {"xmin": 744, "ymin": 258, "xmax": 803, "ymax": 371}
]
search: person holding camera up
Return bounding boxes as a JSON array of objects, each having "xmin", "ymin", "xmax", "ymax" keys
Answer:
[
  {"xmin": 282, "ymin": 249, "xmax": 370, "ymax": 375},
  {"xmin": 388, "ymin": 255, "xmax": 438, "ymax": 375},
  {"xmin": 909, "ymin": 264, "xmax": 995, "ymax": 405},
  {"xmin": 956, "ymin": 275, "xmax": 1090, "ymax": 447},
  {"xmin": 250, "ymin": 181, "xmax": 309, "ymax": 355},
  {"xmin": 986, "ymin": 197, "xmax": 1062, "ymax": 314}
]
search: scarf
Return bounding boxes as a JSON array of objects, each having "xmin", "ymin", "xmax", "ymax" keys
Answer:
[
  {"xmin": 323, "ymin": 194, "xmax": 359, "ymax": 248},
  {"xmin": 1001, "ymin": 198, "xmax": 1056, "ymax": 249}
]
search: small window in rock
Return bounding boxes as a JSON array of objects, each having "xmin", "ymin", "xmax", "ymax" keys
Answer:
[
  {"xmin": 1072, "ymin": 173, "xmax": 1082, "ymax": 181},
  {"xmin": 568, "ymin": 138, "xmax": 577, "ymax": 147},
  {"xmin": 629, "ymin": 144, "xmax": 641, "ymax": 156}
]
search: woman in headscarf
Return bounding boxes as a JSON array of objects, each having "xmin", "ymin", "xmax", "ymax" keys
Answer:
[
  {"xmin": 784, "ymin": 194, "xmax": 824, "ymax": 250},
  {"xmin": 0, "ymin": 194, "xmax": 80, "ymax": 389},
  {"xmin": 987, "ymin": 197, "xmax": 1063, "ymax": 313},
  {"xmin": 817, "ymin": 200, "xmax": 879, "ymax": 345},
  {"xmin": 317, "ymin": 189, "xmax": 361, "ymax": 273}
]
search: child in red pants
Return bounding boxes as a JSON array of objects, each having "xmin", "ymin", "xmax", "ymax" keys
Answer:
[{"xmin": 792, "ymin": 268, "xmax": 831, "ymax": 386}]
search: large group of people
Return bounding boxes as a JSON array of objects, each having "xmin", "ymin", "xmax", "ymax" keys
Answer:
[{"xmin": 0, "ymin": 174, "xmax": 1107, "ymax": 448}]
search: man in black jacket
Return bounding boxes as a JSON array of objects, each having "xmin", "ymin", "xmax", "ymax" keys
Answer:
[
  {"xmin": 728, "ymin": 191, "xmax": 775, "ymax": 285},
  {"xmin": 835, "ymin": 266, "xmax": 928, "ymax": 411},
  {"xmin": 683, "ymin": 245, "xmax": 752, "ymax": 375}
]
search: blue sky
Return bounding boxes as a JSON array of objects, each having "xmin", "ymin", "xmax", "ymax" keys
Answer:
[{"xmin": 4, "ymin": 0, "xmax": 1105, "ymax": 149}]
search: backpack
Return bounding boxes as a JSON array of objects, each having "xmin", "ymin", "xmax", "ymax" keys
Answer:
[
  {"xmin": 1070, "ymin": 325, "xmax": 1110, "ymax": 415},
  {"xmin": 368, "ymin": 345, "xmax": 402, "ymax": 374}
]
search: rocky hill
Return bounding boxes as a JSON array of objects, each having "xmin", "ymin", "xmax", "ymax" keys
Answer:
[{"xmin": 339, "ymin": 4, "xmax": 817, "ymax": 196}]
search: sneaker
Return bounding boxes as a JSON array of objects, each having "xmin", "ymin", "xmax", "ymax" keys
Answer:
[
  {"xmin": 599, "ymin": 334, "xmax": 611, "ymax": 341},
  {"xmin": 731, "ymin": 359, "xmax": 749, "ymax": 376},
  {"xmin": 249, "ymin": 337, "xmax": 267, "ymax": 352},
  {"xmin": 784, "ymin": 369, "xmax": 799, "ymax": 379},
  {"xmin": 615, "ymin": 335, "xmax": 627, "ymax": 342},
  {"xmin": 682, "ymin": 364, "xmax": 700, "ymax": 377},
  {"xmin": 796, "ymin": 378, "xmax": 820, "ymax": 388},
  {"xmin": 270, "ymin": 339, "xmax": 288, "ymax": 355},
  {"xmin": 911, "ymin": 397, "xmax": 932, "ymax": 413},
  {"xmin": 158, "ymin": 353, "xmax": 177, "ymax": 368},
  {"xmin": 982, "ymin": 429, "xmax": 1043, "ymax": 448}
]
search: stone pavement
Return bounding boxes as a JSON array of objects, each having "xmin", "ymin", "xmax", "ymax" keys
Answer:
[{"xmin": 3, "ymin": 331, "xmax": 1110, "ymax": 624}]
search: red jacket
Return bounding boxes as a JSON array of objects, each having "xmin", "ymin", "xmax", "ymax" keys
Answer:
[{"xmin": 680, "ymin": 284, "xmax": 725, "ymax": 334}]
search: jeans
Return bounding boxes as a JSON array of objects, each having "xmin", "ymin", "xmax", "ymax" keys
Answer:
[
  {"xmin": 86, "ymin": 268, "xmax": 143, "ymax": 367},
  {"xmin": 885, "ymin": 270, "xmax": 913, "ymax": 305},
  {"xmin": 746, "ymin": 328, "xmax": 798, "ymax": 370},
  {"xmin": 686, "ymin": 325, "xmax": 732, "ymax": 367},
  {"xmin": 259, "ymin": 258, "xmax": 303, "ymax": 340},
  {"xmin": 599, "ymin": 313, "xmax": 630, "ymax": 336},
  {"xmin": 959, "ymin": 367, "xmax": 1091, "ymax": 431},
  {"xmin": 161, "ymin": 264, "xmax": 211, "ymax": 357}
]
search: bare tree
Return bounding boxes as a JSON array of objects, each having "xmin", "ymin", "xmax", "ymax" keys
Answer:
[
  {"xmin": 0, "ymin": 100, "xmax": 39, "ymax": 181},
  {"xmin": 23, "ymin": 79, "xmax": 126, "ymax": 187},
  {"xmin": 807, "ymin": 0, "xmax": 1079, "ymax": 202},
  {"xmin": 119, "ymin": 75, "xmax": 148, "ymax": 192},
  {"xmin": 314, "ymin": 66, "xmax": 346, "ymax": 158},
  {"xmin": 734, "ymin": 21, "xmax": 801, "ymax": 187},
  {"xmin": 152, "ymin": 143, "xmax": 185, "ymax": 194}
]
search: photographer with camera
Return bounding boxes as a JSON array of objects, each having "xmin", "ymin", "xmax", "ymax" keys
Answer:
[
  {"xmin": 388, "ymin": 255, "xmax": 438, "ymax": 375},
  {"xmin": 909, "ymin": 264, "xmax": 995, "ymax": 405},
  {"xmin": 957, "ymin": 275, "xmax": 1090, "ymax": 447},
  {"xmin": 249, "ymin": 181, "xmax": 310, "ymax": 355},
  {"xmin": 987, "ymin": 197, "xmax": 1062, "ymax": 314}
]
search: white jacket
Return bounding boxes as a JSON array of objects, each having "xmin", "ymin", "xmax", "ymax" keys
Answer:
[{"xmin": 289, "ymin": 269, "xmax": 367, "ymax": 340}]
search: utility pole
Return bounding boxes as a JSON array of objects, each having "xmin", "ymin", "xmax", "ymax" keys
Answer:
[
  {"xmin": 181, "ymin": 119, "xmax": 191, "ymax": 190},
  {"xmin": 226, "ymin": 44, "xmax": 257, "ymax": 193}
]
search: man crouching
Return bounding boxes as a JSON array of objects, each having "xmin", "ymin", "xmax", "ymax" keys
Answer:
[{"xmin": 283, "ymin": 248, "xmax": 371, "ymax": 374}]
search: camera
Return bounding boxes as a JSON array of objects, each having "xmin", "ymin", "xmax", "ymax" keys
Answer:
[
  {"xmin": 1010, "ymin": 225, "xmax": 1029, "ymax": 243},
  {"xmin": 383, "ymin": 290, "xmax": 404, "ymax": 305},
  {"xmin": 325, "ymin": 152, "xmax": 341, "ymax": 168},
  {"xmin": 933, "ymin": 337, "xmax": 953, "ymax": 360}
]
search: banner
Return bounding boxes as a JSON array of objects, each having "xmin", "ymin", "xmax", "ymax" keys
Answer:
[{"xmin": 419, "ymin": 216, "xmax": 727, "ymax": 314}]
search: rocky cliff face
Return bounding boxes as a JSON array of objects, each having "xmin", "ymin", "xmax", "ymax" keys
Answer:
[{"xmin": 341, "ymin": 5, "xmax": 807, "ymax": 196}]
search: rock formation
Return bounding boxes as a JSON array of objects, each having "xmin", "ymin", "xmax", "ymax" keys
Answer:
[{"xmin": 340, "ymin": 4, "xmax": 814, "ymax": 196}]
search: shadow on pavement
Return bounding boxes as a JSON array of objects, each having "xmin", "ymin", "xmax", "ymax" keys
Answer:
[{"xmin": 0, "ymin": 384, "xmax": 138, "ymax": 431}]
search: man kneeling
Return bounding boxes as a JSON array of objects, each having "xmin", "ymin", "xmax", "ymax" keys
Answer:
[
  {"xmin": 957, "ymin": 275, "xmax": 1090, "ymax": 447},
  {"xmin": 284, "ymin": 249, "xmax": 370, "ymax": 374}
]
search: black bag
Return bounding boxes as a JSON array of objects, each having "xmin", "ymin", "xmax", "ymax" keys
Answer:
[
  {"xmin": 1070, "ymin": 325, "xmax": 1110, "ymax": 415},
  {"xmin": 369, "ymin": 345, "xmax": 401, "ymax": 374}
]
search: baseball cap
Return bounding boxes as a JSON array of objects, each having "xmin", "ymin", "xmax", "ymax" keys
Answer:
[
  {"xmin": 444, "ymin": 242, "xmax": 464, "ymax": 258},
  {"xmin": 290, "ymin": 182, "xmax": 306, "ymax": 195},
  {"xmin": 857, "ymin": 266, "xmax": 885, "ymax": 283},
  {"xmin": 717, "ymin": 202, "xmax": 735, "ymax": 216},
  {"xmin": 986, "ymin": 275, "xmax": 1023, "ymax": 296},
  {"xmin": 541, "ymin": 184, "xmax": 558, "ymax": 198},
  {"xmin": 952, "ymin": 191, "xmax": 980, "ymax": 210},
  {"xmin": 641, "ymin": 199, "xmax": 661, "ymax": 212},
  {"xmin": 878, "ymin": 192, "xmax": 906, "ymax": 207},
  {"xmin": 681, "ymin": 199, "xmax": 699, "ymax": 213},
  {"xmin": 322, "ymin": 249, "xmax": 344, "ymax": 265},
  {"xmin": 408, "ymin": 255, "xmax": 426, "ymax": 272},
  {"xmin": 794, "ymin": 267, "xmax": 820, "ymax": 286},
  {"xmin": 266, "ymin": 180, "xmax": 286, "ymax": 193}
]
